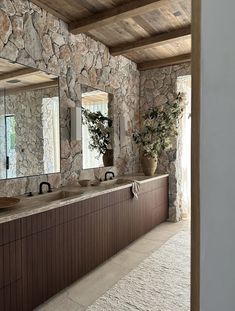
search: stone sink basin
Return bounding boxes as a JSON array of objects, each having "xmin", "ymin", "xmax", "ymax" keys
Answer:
[
  {"xmin": 0, "ymin": 197, "xmax": 21, "ymax": 209},
  {"xmin": 40, "ymin": 190, "xmax": 84, "ymax": 203}
]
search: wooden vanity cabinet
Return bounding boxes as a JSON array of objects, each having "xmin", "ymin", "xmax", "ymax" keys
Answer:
[{"xmin": 0, "ymin": 176, "xmax": 168, "ymax": 311}]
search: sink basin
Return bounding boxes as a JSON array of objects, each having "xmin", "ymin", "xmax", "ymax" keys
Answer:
[
  {"xmin": 41, "ymin": 190, "xmax": 84, "ymax": 202},
  {"xmin": 0, "ymin": 197, "xmax": 20, "ymax": 209},
  {"xmin": 100, "ymin": 178, "xmax": 132, "ymax": 186}
]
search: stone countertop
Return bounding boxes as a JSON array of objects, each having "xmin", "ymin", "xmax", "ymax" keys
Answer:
[{"xmin": 0, "ymin": 174, "xmax": 168, "ymax": 224}]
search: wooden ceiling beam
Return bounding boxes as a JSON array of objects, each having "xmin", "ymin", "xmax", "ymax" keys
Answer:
[
  {"xmin": 69, "ymin": 0, "xmax": 173, "ymax": 35},
  {"xmin": 110, "ymin": 26, "xmax": 191, "ymax": 56},
  {"xmin": 5, "ymin": 80, "xmax": 58, "ymax": 94},
  {"xmin": 0, "ymin": 67, "xmax": 40, "ymax": 83},
  {"xmin": 30, "ymin": 0, "xmax": 71, "ymax": 22},
  {"xmin": 138, "ymin": 53, "xmax": 191, "ymax": 70}
]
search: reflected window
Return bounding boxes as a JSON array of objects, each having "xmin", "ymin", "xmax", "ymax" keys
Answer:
[
  {"xmin": 81, "ymin": 87, "xmax": 113, "ymax": 170},
  {"xmin": 0, "ymin": 106, "xmax": 6, "ymax": 179},
  {"xmin": 6, "ymin": 115, "xmax": 16, "ymax": 178},
  {"xmin": 82, "ymin": 91, "xmax": 109, "ymax": 169},
  {"xmin": 42, "ymin": 97, "xmax": 60, "ymax": 173}
]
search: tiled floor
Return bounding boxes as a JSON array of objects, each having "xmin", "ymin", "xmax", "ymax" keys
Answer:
[{"xmin": 35, "ymin": 220, "xmax": 190, "ymax": 311}]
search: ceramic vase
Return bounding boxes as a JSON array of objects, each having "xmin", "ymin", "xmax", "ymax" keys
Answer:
[{"xmin": 140, "ymin": 153, "xmax": 158, "ymax": 176}]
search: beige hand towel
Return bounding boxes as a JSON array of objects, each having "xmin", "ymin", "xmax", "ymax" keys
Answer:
[{"xmin": 132, "ymin": 180, "xmax": 141, "ymax": 199}]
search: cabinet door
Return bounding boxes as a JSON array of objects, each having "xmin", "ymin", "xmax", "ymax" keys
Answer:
[
  {"xmin": 77, "ymin": 206, "xmax": 116, "ymax": 274},
  {"xmin": 150, "ymin": 184, "xmax": 169, "ymax": 227},
  {"xmin": 21, "ymin": 224, "xmax": 72, "ymax": 310},
  {"xmin": 22, "ymin": 233, "xmax": 44, "ymax": 310},
  {"xmin": 0, "ymin": 280, "xmax": 23, "ymax": 311},
  {"xmin": 0, "ymin": 240, "xmax": 23, "ymax": 311},
  {"xmin": 113, "ymin": 199, "xmax": 134, "ymax": 251}
]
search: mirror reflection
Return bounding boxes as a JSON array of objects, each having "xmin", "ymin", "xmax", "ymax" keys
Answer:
[
  {"xmin": 81, "ymin": 85, "xmax": 114, "ymax": 170},
  {"xmin": 0, "ymin": 89, "xmax": 6, "ymax": 179},
  {"xmin": 0, "ymin": 58, "xmax": 60, "ymax": 179}
]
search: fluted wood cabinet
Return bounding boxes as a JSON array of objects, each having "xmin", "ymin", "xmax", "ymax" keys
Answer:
[{"xmin": 0, "ymin": 176, "xmax": 168, "ymax": 311}]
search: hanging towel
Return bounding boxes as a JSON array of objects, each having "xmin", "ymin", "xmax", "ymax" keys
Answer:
[{"xmin": 132, "ymin": 180, "xmax": 141, "ymax": 199}]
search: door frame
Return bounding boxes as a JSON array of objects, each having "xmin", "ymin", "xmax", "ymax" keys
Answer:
[{"xmin": 191, "ymin": 0, "xmax": 201, "ymax": 310}]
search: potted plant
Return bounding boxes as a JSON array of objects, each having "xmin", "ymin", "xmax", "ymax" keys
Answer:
[
  {"xmin": 82, "ymin": 108, "xmax": 113, "ymax": 166},
  {"xmin": 133, "ymin": 94, "xmax": 184, "ymax": 176}
]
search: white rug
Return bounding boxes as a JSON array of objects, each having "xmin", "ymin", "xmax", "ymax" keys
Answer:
[{"xmin": 86, "ymin": 230, "xmax": 190, "ymax": 311}]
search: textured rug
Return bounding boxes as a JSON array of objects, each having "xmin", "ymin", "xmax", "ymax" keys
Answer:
[{"xmin": 86, "ymin": 230, "xmax": 190, "ymax": 311}]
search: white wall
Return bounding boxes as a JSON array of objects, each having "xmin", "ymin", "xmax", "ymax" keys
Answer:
[{"xmin": 200, "ymin": 1, "xmax": 235, "ymax": 310}]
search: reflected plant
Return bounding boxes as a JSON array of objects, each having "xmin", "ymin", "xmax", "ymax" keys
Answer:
[
  {"xmin": 82, "ymin": 107, "xmax": 113, "ymax": 155},
  {"xmin": 133, "ymin": 93, "xmax": 185, "ymax": 158}
]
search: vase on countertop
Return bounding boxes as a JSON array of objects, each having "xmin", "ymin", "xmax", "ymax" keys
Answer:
[{"xmin": 140, "ymin": 152, "xmax": 158, "ymax": 176}]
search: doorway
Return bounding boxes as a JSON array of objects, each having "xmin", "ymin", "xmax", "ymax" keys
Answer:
[{"xmin": 177, "ymin": 75, "xmax": 192, "ymax": 219}]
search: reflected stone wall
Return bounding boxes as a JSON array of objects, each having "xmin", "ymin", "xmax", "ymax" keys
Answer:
[{"xmin": 5, "ymin": 87, "xmax": 58, "ymax": 177}]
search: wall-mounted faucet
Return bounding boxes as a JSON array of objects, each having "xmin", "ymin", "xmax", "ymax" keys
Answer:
[
  {"xmin": 39, "ymin": 182, "xmax": 52, "ymax": 195},
  {"xmin": 105, "ymin": 171, "xmax": 115, "ymax": 181}
]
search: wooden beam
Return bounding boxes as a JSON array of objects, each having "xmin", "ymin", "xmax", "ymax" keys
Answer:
[
  {"xmin": 5, "ymin": 80, "xmax": 58, "ymax": 94},
  {"xmin": 111, "ymin": 26, "xmax": 191, "ymax": 56},
  {"xmin": 69, "ymin": 0, "xmax": 173, "ymax": 35},
  {"xmin": 0, "ymin": 67, "xmax": 40, "ymax": 83},
  {"xmin": 30, "ymin": 0, "xmax": 71, "ymax": 22},
  {"xmin": 138, "ymin": 53, "xmax": 191, "ymax": 70}
]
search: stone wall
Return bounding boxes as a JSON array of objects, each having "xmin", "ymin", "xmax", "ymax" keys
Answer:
[
  {"xmin": 140, "ymin": 63, "xmax": 191, "ymax": 221},
  {"xmin": 0, "ymin": 0, "xmax": 140, "ymax": 196}
]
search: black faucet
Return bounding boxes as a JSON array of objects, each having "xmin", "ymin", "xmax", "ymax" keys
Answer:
[
  {"xmin": 39, "ymin": 182, "xmax": 52, "ymax": 195},
  {"xmin": 105, "ymin": 171, "xmax": 115, "ymax": 181}
]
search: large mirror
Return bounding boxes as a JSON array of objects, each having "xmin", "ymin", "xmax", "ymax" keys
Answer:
[
  {"xmin": 81, "ymin": 85, "xmax": 114, "ymax": 170},
  {"xmin": 0, "ymin": 58, "xmax": 60, "ymax": 179}
]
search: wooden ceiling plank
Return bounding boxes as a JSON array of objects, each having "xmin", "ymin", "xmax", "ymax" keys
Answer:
[
  {"xmin": 0, "ymin": 68, "xmax": 41, "ymax": 83},
  {"xmin": 30, "ymin": 0, "xmax": 71, "ymax": 22},
  {"xmin": 138, "ymin": 53, "xmax": 191, "ymax": 70},
  {"xmin": 69, "ymin": 0, "xmax": 175, "ymax": 34},
  {"xmin": 110, "ymin": 25, "xmax": 191, "ymax": 55}
]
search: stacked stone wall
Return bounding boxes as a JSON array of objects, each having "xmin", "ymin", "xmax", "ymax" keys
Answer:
[
  {"xmin": 0, "ymin": 0, "xmax": 140, "ymax": 196},
  {"xmin": 140, "ymin": 63, "xmax": 191, "ymax": 221}
]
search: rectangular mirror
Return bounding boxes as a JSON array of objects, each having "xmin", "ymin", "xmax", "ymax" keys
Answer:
[
  {"xmin": 81, "ymin": 85, "xmax": 114, "ymax": 170},
  {"xmin": 0, "ymin": 58, "xmax": 60, "ymax": 179}
]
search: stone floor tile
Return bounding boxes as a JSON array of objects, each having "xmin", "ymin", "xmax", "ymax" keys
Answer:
[
  {"xmin": 34, "ymin": 292, "xmax": 85, "ymax": 311},
  {"xmin": 143, "ymin": 229, "xmax": 176, "ymax": 242},
  {"xmin": 67, "ymin": 261, "xmax": 129, "ymax": 307},
  {"xmin": 111, "ymin": 248, "xmax": 147, "ymax": 269},
  {"xmin": 127, "ymin": 237, "xmax": 162, "ymax": 254}
]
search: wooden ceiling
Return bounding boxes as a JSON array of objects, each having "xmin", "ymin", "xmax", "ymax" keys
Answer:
[
  {"xmin": 31, "ymin": 0, "xmax": 191, "ymax": 70},
  {"xmin": 82, "ymin": 90, "xmax": 109, "ymax": 105},
  {"xmin": 0, "ymin": 58, "xmax": 58, "ymax": 91}
]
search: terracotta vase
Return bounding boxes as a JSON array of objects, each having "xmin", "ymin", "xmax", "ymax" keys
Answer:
[
  {"xmin": 140, "ymin": 153, "xmax": 158, "ymax": 176},
  {"xmin": 103, "ymin": 149, "xmax": 113, "ymax": 167}
]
